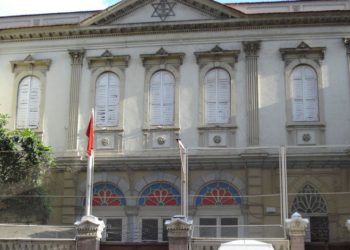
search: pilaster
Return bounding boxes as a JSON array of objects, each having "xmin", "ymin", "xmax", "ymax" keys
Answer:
[
  {"xmin": 67, "ymin": 49, "xmax": 85, "ymax": 151},
  {"xmin": 285, "ymin": 212, "xmax": 309, "ymax": 250},
  {"xmin": 243, "ymin": 41, "xmax": 261, "ymax": 146}
]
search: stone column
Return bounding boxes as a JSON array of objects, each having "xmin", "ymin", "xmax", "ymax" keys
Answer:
[
  {"xmin": 75, "ymin": 215, "xmax": 105, "ymax": 250},
  {"xmin": 125, "ymin": 206, "xmax": 139, "ymax": 242},
  {"xmin": 285, "ymin": 212, "xmax": 309, "ymax": 250},
  {"xmin": 67, "ymin": 49, "xmax": 85, "ymax": 151},
  {"xmin": 243, "ymin": 41, "xmax": 261, "ymax": 146},
  {"xmin": 166, "ymin": 215, "xmax": 193, "ymax": 250}
]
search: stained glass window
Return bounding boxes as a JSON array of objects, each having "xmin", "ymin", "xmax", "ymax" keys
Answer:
[
  {"xmin": 92, "ymin": 182, "xmax": 126, "ymax": 207},
  {"xmin": 195, "ymin": 182, "xmax": 241, "ymax": 206},
  {"xmin": 139, "ymin": 182, "xmax": 180, "ymax": 206}
]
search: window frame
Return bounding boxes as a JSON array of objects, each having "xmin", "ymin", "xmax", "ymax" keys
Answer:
[
  {"xmin": 148, "ymin": 70, "xmax": 176, "ymax": 126},
  {"xmin": 87, "ymin": 52, "xmax": 129, "ymax": 152},
  {"xmin": 140, "ymin": 217, "xmax": 171, "ymax": 242},
  {"xmin": 11, "ymin": 56, "xmax": 51, "ymax": 132},
  {"xmin": 197, "ymin": 216, "xmax": 240, "ymax": 238},
  {"xmin": 99, "ymin": 217, "xmax": 127, "ymax": 242},
  {"xmin": 94, "ymin": 71, "xmax": 121, "ymax": 128},
  {"xmin": 285, "ymin": 60, "xmax": 325, "ymax": 126}
]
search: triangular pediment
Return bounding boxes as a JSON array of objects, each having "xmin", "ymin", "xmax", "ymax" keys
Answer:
[{"xmin": 80, "ymin": 0, "xmax": 244, "ymax": 26}]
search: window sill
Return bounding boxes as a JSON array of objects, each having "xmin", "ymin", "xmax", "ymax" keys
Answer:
[
  {"xmin": 143, "ymin": 126, "xmax": 180, "ymax": 132},
  {"xmin": 286, "ymin": 122, "xmax": 325, "ymax": 130},
  {"xmin": 95, "ymin": 127, "xmax": 123, "ymax": 133},
  {"xmin": 198, "ymin": 124, "xmax": 237, "ymax": 130}
]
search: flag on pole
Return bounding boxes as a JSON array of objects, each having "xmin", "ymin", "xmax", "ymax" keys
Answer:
[{"xmin": 86, "ymin": 112, "xmax": 94, "ymax": 156}]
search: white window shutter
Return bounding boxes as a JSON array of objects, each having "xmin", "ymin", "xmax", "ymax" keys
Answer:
[
  {"xmin": 95, "ymin": 72, "xmax": 119, "ymax": 127},
  {"xmin": 205, "ymin": 68, "xmax": 230, "ymax": 124},
  {"xmin": 292, "ymin": 66, "xmax": 318, "ymax": 122},
  {"xmin": 149, "ymin": 71, "xmax": 175, "ymax": 126},
  {"xmin": 16, "ymin": 76, "xmax": 40, "ymax": 129}
]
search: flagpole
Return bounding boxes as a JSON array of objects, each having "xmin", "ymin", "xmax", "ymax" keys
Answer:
[
  {"xmin": 176, "ymin": 139, "xmax": 188, "ymax": 218},
  {"xmin": 85, "ymin": 110, "xmax": 95, "ymax": 217}
]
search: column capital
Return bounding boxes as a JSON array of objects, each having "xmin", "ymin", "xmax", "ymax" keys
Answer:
[
  {"xmin": 75, "ymin": 215, "xmax": 105, "ymax": 240},
  {"xmin": 166, "ymin": 215, "xmax": 193, "ymax": 238},
  {"xmin": 242, "ymin": 41, "xmax": 261, "ymax": 57},
  {"xmin": 344, "ymin": 38, "xmax": 350, "ymax": 54},
  {"xmin": 285, "ymin": 212, "xmax": 309, "ymax": 237},
  {"xmin": 346, "ymin": 219, "xmax": 350, "ymax": 232},
  {"xmin": 69, "ymin": 49, "xmax": 86, "ymax": 65}
]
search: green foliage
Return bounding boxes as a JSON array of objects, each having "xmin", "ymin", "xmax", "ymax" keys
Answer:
[{"xmin": 0, "ymin": 114, "xmax": 54, "ymax": 224}]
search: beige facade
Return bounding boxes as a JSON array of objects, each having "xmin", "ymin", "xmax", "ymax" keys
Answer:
[{"xmin": 0, "ymin": 0, "xmax": 350, "ymax": 244}]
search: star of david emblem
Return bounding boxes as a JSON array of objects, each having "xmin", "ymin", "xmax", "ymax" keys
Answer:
[{"xmin": 151, "ymin": 0, "xmax": 176, "ymax": 22}]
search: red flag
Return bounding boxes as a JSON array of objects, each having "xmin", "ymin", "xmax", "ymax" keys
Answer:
[{"xmin": 86, "ymin": 113, "xmax": 94, "ymax": 156}]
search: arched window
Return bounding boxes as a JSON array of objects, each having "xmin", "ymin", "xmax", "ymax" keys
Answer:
[
  {"xmin": 195, "ymin": 181, "xmax": 241, "ymax": 206},
  {"xmin": 139, "ymin": 182, "xmax": 180, "ymax": 206},
  {"xmin": 16, "ymin": 76, "xmax": 41, "ymax": 129},
  {"xmin": 149, "ymin": 70, "xmax": 175, "ymax": 126},
  {"xmin": 291, "ymin": 65, "xmax": 319, "ymax": 122},
  {"xmin": 95, "ymin": 72, "xmax": 120, "ymax": 127},
  {"xmin": 92, "ymin": 182, "xmax": 125, "ymax": 207},
  {"xmin": 291, "ymin": 184, "xmax": 328, "ymax": 242},
  {"xmin": 291, "ymin": 184, "xmax": 327, "ymax": 214},
  {"xmin": 204, "ymin": 68, "xmax": 230, "ymax": 124}
]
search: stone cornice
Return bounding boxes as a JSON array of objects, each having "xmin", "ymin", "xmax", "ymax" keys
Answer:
[
  {"xmin": 280, "ymin": 41, "xmax": 326, "ymax": 62},
  {"xmin": 10, "ymin": 54, "xmax": 51, "ymax": 73},
  {"xmin": 140, "ymin": 47, "xmax": 185, "ymax": 66},
  {"xmin": 1, "ymin": 12, "xmax": 350, "ymax": 43},
  {"xmin": 194, "ymin": 45, "xmax": 240, "ymax": 64},
  {"xmin": 87, "ymin": 50, "xmax": 130, "ymax": 69}
]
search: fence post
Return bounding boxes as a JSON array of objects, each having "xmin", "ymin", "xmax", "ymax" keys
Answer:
[
  {"xmin": 166, "ymin": 215, "xmax": 193, "ymax": 250},
  {"xmin": 75, "ymin": 215, "xmax": 105, "ymax": 250},
  {"xmin": 285, "ymin": 212, "xmax": 309, "ymax": 250}
]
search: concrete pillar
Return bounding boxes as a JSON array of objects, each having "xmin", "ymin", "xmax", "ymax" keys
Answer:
[
  {"xmin": 285, "ymin": 212, "xmax": 309, "ymax": 250},
  {"xmin": 242, "ymin": 41, "xmax": 261, "ymax": 146},
  {"xmin": 67, "ymin": 49, "xmax": 85, "ymax": 151},
  {"xmin": 75, "ymin": 215, "xmax": 105, "ymax": 250},
  {"xmin": 125, "ymin": 206, "xmax": 139, "ymax": 242},
  {"xmin": 166, "ymin": 215, "xmax": 193, "ymax": 250}
]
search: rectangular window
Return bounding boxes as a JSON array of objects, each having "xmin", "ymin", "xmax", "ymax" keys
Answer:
[
  {"xmin": 199, "ymin": 217, "xmax": 238, "ymax": 238},
  {"xmin": 142, "ymin": 219, "xmax": 158, "ymax": 241},
  {"xmin": 105, "ymin": 218, "xmax": 122, "ymax": 241},
  {"xmin": 199, "ymin": 218, "xmax": 216, "ymax": 237},
  {"xmin": 221, "ymin": 218, "xmax": 238, "ymax": 237}
]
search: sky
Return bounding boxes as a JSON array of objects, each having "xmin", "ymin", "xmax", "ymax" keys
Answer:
[{"xmin": 0, "ymin": 0, "xmax": 286, "ymax": 17}]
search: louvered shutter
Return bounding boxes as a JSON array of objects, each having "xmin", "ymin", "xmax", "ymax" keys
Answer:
[
  {"xmin": 95, "ymin": 72, "xmax": 119, "ymax": 127},
  {"xmin": 16, "ymin": 76, "xmax": 40, "ymax": 129},
  {"xmin": 150, "ymin": 71, "xmax": 175, "ymax": 126},
  {"xmin": 292, "ymin": 66, "xmax": 318, "ymax": 121},
  {"xmin": 205, "ymin": 69, "xmax": 230, "ymax": 124}
]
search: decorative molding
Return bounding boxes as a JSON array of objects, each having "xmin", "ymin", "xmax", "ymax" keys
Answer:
[
  {"xmin": 242, "ymin": 41, "xmax": 261, "ymax": 57},
  {"xmin": 151, "ymin": 0, "xmax": 176, "ymax": 22},
  {"xmin": 80, "ymin": 0, "xmax": 242, "ymax": 26},
  {"xmin": 11, "ymin": 55, "xmax": 51, "ymax": 73},
  {"xmin": 280, "ymin": 41, "xmax": 326, "ymax": 65},
  {"xmin": 285, "ymin": 212, "xmax": 309, "ymax": 237},
  {"xmin": 87, "ymin": 50, "xmax": 130, "ymax": 69},
  {"xmin": 194, "ymin": 45, "xmax": 240, "ymax": 65},
  {"xmin": 68, "ymin": 49, "xmax": 85, "ymax": 66},
  {"xmin": 2, "ymin": 13, "xmax": 350, "ymax": 42},
  {"xmin": 140, "ymin": 47, "xmax": 185, "ymax": 67}
]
